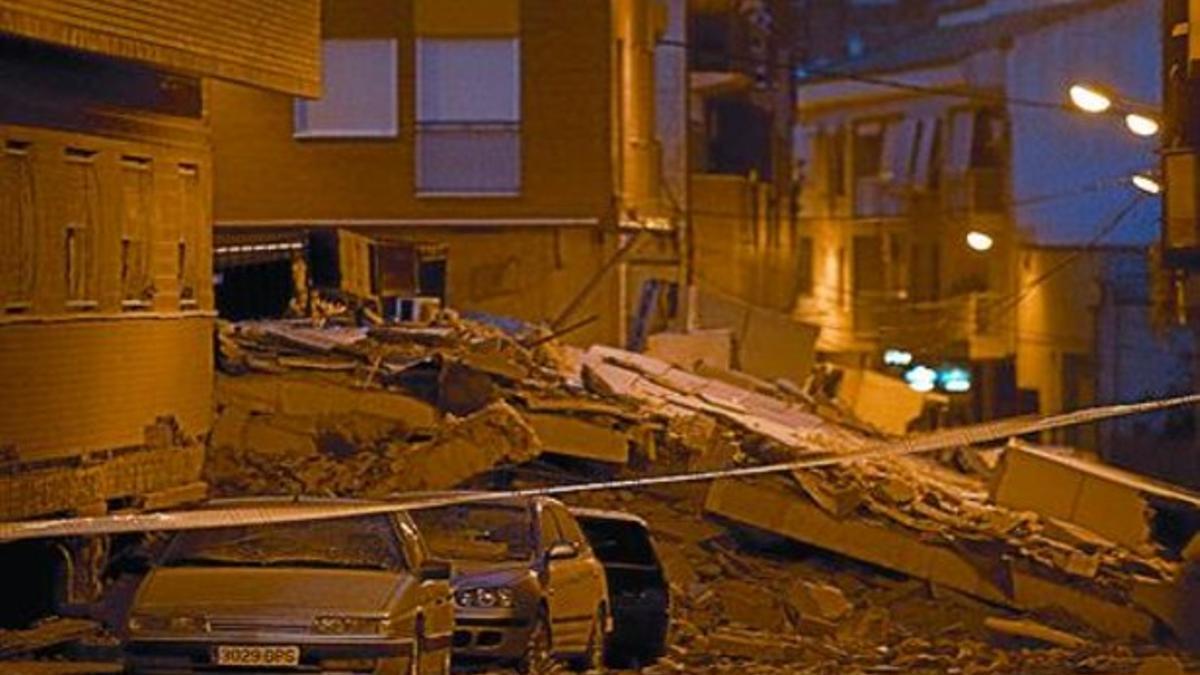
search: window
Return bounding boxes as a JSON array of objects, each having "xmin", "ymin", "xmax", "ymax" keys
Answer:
[
  {"xmin": 416, "ymin": 38, "xmax": 520, "ymax": 194},
  {"xmin": 796, "ymin": 237, "xmax": 814, "ymax": 297},
  {"xmin": 177, "ymin": 163, "xmax": 202, "ymax": 306},
  {"xmin": 827, "ymin": 127, "xmax": 846, "ymax": 199},
  {"xmin": 119, "ymin": 156, "xmax": 154, "ymax": 305},
  {"xmin": 294, "ymin": 40, "xmax": 398, "ymax": 138},
  {"xmin": 546, "ymin": 504, "xmax": 586, "ymax": 548},
  {"xmin": 63, "ymin": 147, "xmax": 99, "ymax": 306},
  {"xmin": 852, "ymin": 234, "xmax": 884, "ymax": 295},
  {"xmin": 1, "ymin": 140, "xmax": 35, "ymax": 309},
  {"xmin": 852, "ymin": 121, "xmax": 885, "ymax": 179}
]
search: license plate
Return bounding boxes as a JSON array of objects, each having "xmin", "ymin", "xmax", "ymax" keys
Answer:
[{"xmin": 215, "ymin": 645, "xmax": 300, "ymax": 667}]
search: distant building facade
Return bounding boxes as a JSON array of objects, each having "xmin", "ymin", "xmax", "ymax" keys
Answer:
[
  {"xmin": 793, "ymin": 0, "xmax": 1190, "ymax": 462},
  {"xmin": 211, "ymin": 0, "xmax": 680, "ymax": 348}
]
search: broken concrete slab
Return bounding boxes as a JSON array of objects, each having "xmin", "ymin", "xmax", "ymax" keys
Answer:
[
  {"xmin": 991, "ymin": 441, "xmax": 1200, "ymax": 551},
  {"xmin": 525, "ymin": 412, "xmax": 630, "ymax": 464},
  {"xmin": 705, "ymin": 477, "xmax": 1157, "ymax": 639},
  {"xmin": 834, "ymin": 367, "xmax": 926, "ymax": 436},
  {"xmin": 696, "ymin": 289, "xmax": 819, "ymax": 385},
  {"xmin": 381, "ymin": 402, "xmax": 542, "ymax": 493},
  {"xmin": 645, "ymin": 329, "xmax": 733, "ymax": 371},
  {"xmin": 983, "ymin": 616, "xmax": 1087, "ymax": 649}
]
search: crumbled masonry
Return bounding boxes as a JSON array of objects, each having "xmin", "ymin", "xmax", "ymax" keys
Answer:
[
  {"xmin": 11, "ymin": 313, "xmax": 1191, "ymax": 672},
  {"xmin": 198, "ymin": 313, "xmax": 1200, "ymax": 671}
]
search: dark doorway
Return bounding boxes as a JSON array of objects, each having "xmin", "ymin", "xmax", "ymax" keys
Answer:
[{"xmin": 215, "ymin": 259, "xmax": 294, "ymax": 320}]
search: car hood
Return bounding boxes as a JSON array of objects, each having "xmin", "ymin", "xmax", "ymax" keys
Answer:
[
  {"xmin": 450, "ymin": 560, "xmax": 534, "ymax": 589},
  {"xmin": 135, "ymin": 567, "xmax": 409, "ymax": 616}
]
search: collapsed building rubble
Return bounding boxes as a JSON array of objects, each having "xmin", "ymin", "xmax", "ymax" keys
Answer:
[{"xmin": 133, "ymin": 315, "xmax": 1200, "ymax": 670}]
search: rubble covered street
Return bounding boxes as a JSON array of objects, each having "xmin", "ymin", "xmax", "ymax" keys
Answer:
[
  {"xmin": 175, "ymin": 314, "xmax": 1199, "ymax": 674},
  {"xmin": 5, "ymin": 1, "xmax": 1200, "ymax": 674}
]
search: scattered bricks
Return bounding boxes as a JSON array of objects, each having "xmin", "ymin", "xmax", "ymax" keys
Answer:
[
  {"xmin": 705, "ymin": 629, "xmax": 810, "ymax": 662},
  {"xmin": 714, "ymin": 580, "xmax": 788, "ymax": 631},
  {"xmin": 787, "ymin": 580, "xmax": 852, "ymax": 622}
]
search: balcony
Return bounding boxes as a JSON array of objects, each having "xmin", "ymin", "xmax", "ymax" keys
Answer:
[{"xmin": 853, "ymin": 177, "xmax": 908, "ymax": 218}]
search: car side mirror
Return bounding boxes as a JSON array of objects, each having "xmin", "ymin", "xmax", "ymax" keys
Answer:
[
  {"xmin": 546, "ymin": 541, "xmax": 579, "ymax": 562},
  {"xmin": 418, "ymin": 559, "xmax": 452, "ymax": 582}
]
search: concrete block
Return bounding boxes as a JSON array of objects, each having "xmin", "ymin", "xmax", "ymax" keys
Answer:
[
  {"xmin": 526, "ymin": 412, "xmax": 629, "ymax": 464},
  {"xmin": 987, "ymin": 442, "xmax": 1198, "ymax": 550},
  {"xmin": 705, "ymin": 477, "xmax": 1155, "ymax": 639},
  {"xmin": 356, "ymin": 390, "xmax": 437, "ymax": 429},
  {"xmin": 645, "ymin": 329, "xmax": 732, "ymax": 371}
]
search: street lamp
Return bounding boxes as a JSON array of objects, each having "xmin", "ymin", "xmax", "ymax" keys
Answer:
[
  {"xmin": 1069, "ymin": 83, "xmax": 1113, "ymax": 113},
  {"xmin": 1068, "ymin": 82, "xmax": 1160, "ymax": 137},
  {"xmin": 966, "ymin": 230, "xmax": 995, "ymax": 252},
  {"xmin": 1130, "ymin": 172, "xmax": 1162, "ymax": 195},
  {"xmin": 1124, "ymin": 112, "xmax": 1161, "ymax": 137}
]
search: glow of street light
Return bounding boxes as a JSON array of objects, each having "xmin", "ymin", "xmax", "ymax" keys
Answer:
[
  {"xmin": 966, "ymin": 231, "xmax": 995, "ymax": 252},
  {"xmin": 1130, "ymin": 173, "xmax": 1162, "ymax": 195},
  {"xmin": 904, "ymin": 366, "xmax": 937, "ymax": 393},
  {"xmin": 1124, "ymin": 112, "xmax": 1160, "ymax": 137},
  {"xmin": 1069, "ymin": 84, "xmax": 1112, "ymax": 113}
]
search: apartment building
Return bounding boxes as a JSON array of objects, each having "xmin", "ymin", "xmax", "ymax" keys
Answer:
[
  {"xmin": 792, "ymin": 0, "xmax": 1184, "ymax": 441},
  {"xmin": 211, "ymin": 0, "xmax": 678, "ymax": 347},
  {"xmin": 0, "ymin": 0, "xmax": 319, "ymax": 621}
]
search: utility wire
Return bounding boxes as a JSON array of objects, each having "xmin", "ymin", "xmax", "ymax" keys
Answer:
[{"xmin": 658, "ymin": 37, "xmax": 1088, "ymax": 116}]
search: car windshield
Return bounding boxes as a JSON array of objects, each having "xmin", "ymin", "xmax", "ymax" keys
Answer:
[
  {"xmin": 160, "ymin": 515, "xmax": 405, "ymax": 571},
  {"xmin": 577, "ymin": 517, "xmax": 658, "ymax": 567},
  {"xmin": 412, "ymin": 503, "xmax": 534, "ymax": 563}
]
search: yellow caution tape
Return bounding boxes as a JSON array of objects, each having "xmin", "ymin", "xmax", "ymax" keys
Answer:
[{"xmin": 2, "ymin": 393, "xmax": 1198, "ymax": 543}]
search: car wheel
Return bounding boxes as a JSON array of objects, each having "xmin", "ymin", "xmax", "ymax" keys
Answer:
[
  {"xmin": 569, "ymin": 606, "xmax": 605, "ymax": 672},
  {"xmin": 517, "ymin": 610, "xmax": 552, "ymax": 675}
]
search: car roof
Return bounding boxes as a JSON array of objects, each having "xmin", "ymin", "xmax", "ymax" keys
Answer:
[{"xmin": 567, "ymin": 506, "xmax": 650, "ymax": 528}]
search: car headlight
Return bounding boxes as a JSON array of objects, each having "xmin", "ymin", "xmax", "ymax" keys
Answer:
[
  {"xmin": 312, "ymin": 616, "xmax": 392, "ymax": 635},
  {"xmin": 128, "ymin": 614, "xmax": 208, "ymax": 633},
  {"xmin": 454, "ymin": 587, "xmax": 515, "ymax": 608}
]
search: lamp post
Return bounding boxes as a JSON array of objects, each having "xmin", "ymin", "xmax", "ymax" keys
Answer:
[{"xmin": 1068, "ymin": 82, "xmax": 1162, "ymax": 138}]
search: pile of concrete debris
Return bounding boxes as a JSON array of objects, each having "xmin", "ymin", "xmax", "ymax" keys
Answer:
[{"xmin": 210, "ymin": 314, "xmax": 1200, "ymax": 671}]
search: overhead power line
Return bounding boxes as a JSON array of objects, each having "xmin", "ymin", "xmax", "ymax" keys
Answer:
[{"xmin": 659, "ymin": 37, "xmax": 1095, "ymax": 116}]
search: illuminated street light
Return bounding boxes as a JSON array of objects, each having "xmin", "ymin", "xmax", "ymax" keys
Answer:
[
  {"xmin": 1124, "ymin": 112, "xmax": 1160, "ymax": 137},
  {"xmin": 966, "ymin": 231, "xmax": 995, "ymax": 252},
  {"xmin": 1069, "ymin": 83, "xmax": 1112, "ymax": 113},
  {"xmin": 904, "ymin": 365, "xmax": 937, "ymax": 393},
  {"xmin": 1130, "ymin": 173, "xmax": 1162, "ymax": 195}
]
